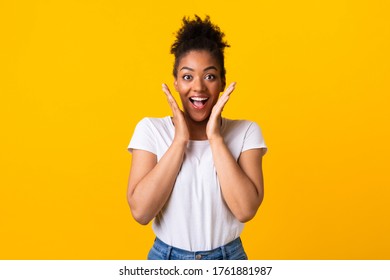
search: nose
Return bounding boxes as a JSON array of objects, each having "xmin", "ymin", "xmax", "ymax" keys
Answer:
[{"xmin": 193, "ymin": 77, "xmax": 206, "ymax": 92}]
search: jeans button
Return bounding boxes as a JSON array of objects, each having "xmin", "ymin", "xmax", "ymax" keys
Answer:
[{"xmin": 195, "ymin": 254, "xmax": 202, "ymax": 260}]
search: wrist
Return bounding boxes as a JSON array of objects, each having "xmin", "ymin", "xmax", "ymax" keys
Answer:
[
  {"xmin": 208, "ymin": 136, "xmax": 224, "ymax": 145},
  {"xmin": 172, "ymin": 137, "xmax": 189, "ymax": 148}
]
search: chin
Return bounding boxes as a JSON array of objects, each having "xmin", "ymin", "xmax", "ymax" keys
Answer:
[{"xmin": 186, "ymin": 111, "xmax": 211, "ymax": 123}]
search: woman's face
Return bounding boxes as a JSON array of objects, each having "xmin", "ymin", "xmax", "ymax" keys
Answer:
[{"xmin": 174, "ymin": 50, "xmax": 225, "ymax": 123}]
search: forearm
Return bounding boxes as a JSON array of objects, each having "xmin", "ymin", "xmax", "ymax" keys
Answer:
[
  {"xmin": 128, "ymin": 140, "xmax": 187, "ymax": 224},
  {"xmin": 209, "ymin": 137, "xmax": 263, "ymax": 222}
]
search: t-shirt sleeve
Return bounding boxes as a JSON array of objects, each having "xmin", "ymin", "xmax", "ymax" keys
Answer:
[
  {"xmin": 242, "ymin": 122, "xmax": 267, "ymax": 154},
  {"xmin": 127, "ymin": 118, "xmax": 157, "ymax": 154}
]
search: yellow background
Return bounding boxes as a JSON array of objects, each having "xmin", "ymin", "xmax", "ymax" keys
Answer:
[{"xmin": 1, "ymin": 0, "xmax": 389, "ymax": 259}]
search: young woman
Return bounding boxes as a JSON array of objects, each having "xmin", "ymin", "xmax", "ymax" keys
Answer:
[{"xmin": 127, "ymin": 15, "xmax": 267, "ymax": 260}]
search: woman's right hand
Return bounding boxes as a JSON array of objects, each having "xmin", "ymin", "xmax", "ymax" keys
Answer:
[
  {"xmin": 162, "ymin": 83, "xmax": 189, "ymax": 145},
  {"xmin": 127, "ymin": 85, "xmax": 189, "ymax": 225}
]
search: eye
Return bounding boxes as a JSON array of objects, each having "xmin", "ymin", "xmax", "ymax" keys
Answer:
[
  {"xmin": 205, "ymin": 74, "xmax": 215, "ymax": 80},
  {"xmin": 182, "ymin": 74, "xmax": 192, "ymax": 81}
]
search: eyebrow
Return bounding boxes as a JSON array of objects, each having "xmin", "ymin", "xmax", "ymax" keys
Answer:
[{"xmin": 179, "ymin": 66, "xmax": 218, "ymax": 72}]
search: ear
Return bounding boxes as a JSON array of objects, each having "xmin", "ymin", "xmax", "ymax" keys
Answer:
[
  {"xmin": 221, "ymin": 77, "xmax": 226, "ymax": 92},
  {"xmin": 174, "ymin": 80, "xmax": 178, "ymax": 91}
]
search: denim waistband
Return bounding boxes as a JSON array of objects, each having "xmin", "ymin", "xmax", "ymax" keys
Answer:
[{"xmin": 149, "ymin": 237, "xmax": 247, "ymax": 260}]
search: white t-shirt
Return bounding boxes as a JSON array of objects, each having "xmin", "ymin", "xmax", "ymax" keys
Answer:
[{"xmin": 128, "ymin": 116, "xmax": 267, "ymax": 251}]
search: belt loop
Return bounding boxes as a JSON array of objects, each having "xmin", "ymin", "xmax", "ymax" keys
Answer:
[
  {"xmin": 166, "ymin": 245, "xmax": 173, "ymax": 260},
  {"xmin": 221, "ymin": 244, "xmax": 227, "ymax": 260}
]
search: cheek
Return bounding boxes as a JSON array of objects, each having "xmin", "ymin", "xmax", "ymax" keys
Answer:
[
  {"xmin": 178, "ymin": 94, "xmax": 187, "ymax": 103},
  {"xmin": 175, "ymin": 82, "xmax": 188, "ymax": 93},
  {"xmin": 211, "ymin": 81, "xmax": 224, "ymax": 93},
  {"xmin": 212, "ymin": 84, "xmax": 223, "ymax": 97},
  {"xmin": 178, "ymin": 91, "xmax": 189, "ymax": 104},
  {"xmin": 211, "ymin": 97, "xmax": 219, "ymax": 107}
]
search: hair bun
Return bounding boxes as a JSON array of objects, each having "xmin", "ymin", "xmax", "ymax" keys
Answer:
[
  {"xmin": 171, "ymin": 15, "xmax": 229, "ymax": 55},
  {"xmin": 171, "ymin": 15, "xmax": 230, "ymax": 78}
]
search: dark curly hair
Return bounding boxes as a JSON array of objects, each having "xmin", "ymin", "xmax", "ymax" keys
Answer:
[{"xmin": 171, "ymin": 15, "xmax": 230, "ymax": 82}]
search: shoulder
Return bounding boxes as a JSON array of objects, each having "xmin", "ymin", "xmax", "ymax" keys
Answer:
[
  {"xmin": 222, "ymin": 118, "xmax": 261, "ymax": 133},
  {"xmin": 129, "ymin": 116, "xmax": 173, "ymax": 154},
  {"xmin": 135, "ymin": 116, "xmax": 172, "ymax": 130},
  {"xmin": 136, "ymin": 116, "xmax": 170, "ymax": 126},
  {"xmin": 222, "ymin": 117, "xmax": 267, "ymax": 154},
  {"xmin": 132, "ymin": 116, "xmax": 175, "ymax": 144}
]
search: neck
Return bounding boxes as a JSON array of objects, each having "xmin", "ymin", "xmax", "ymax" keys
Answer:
[{"xmin": 185, "ymin": 115, "xmax": 209, "ymax": 141}]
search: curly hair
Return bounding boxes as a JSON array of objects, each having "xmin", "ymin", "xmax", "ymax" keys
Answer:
[{"xmin": 170, "ymin": 15, "xmax": 230, "ymax": 80}]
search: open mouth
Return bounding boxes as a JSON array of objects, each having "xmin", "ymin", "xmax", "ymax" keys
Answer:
[{"xmin": 189, "ymin": 97, "xmax": 209, "ymax": 109}]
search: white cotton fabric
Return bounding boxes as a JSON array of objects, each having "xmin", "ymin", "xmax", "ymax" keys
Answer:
[{"xmin": 128, "ymin": 116, "xmax": 267, "ymax": 251}]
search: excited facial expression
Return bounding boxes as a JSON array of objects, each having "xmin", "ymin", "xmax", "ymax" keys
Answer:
[{"xmin": 174, "ymin": 50, "xmax": 225, "ymax": 123}]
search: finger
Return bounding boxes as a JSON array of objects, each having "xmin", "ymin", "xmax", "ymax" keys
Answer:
[
  {"xmin": 162, "ymin": 83, "xmax": 174, "ymax": 101},
  {"xmin": 214, "ymin": 97, "xmax": 229, "ymax": 116},
  {"xmin": 220, "ymin": 82, "xmax": 236, "ymax": 99},
  {"xmin": 162, "ymin": 83, "xmax": 180, "ymax": 112},
  {"xmin": 213, "ymin": 82, "xmax": 235, "ymax": 113}
]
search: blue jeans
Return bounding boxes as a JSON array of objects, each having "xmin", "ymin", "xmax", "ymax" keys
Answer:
[{"xmin": 147, "ymin": 237, "xmax": 248, "ymax": 260}]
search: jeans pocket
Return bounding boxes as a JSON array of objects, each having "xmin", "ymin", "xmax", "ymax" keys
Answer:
[
  {"xmin": 225, "ymin": 242, "xmax": 248, "ymax": 260},
  {"xmin": 147, "ymin": 246, "xmax": 164, "ymax": 260}
]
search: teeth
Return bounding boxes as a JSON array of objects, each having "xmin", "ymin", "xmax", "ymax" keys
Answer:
[{"xmin": 190, "ymin": 97, "xmax": 208, "ymax": 101}]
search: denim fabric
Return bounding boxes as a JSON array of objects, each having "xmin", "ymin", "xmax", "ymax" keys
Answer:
[{"xmin": 147, "ymin": 237, "xmax": 248, "ymax": 260}]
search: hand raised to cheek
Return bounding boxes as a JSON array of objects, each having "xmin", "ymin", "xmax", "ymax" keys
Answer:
[
  {"xmin": 162, "ymin": 83, "xmax": 190, "ymax": 145},
  {"xmin": 206, "ymin": 82, "xmax": 236, "ymax": 141}
]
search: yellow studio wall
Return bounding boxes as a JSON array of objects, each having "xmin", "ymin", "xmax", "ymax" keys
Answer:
[{"xmin": 1, "ymin": 0, "xmax": 389, "ymax": 259}]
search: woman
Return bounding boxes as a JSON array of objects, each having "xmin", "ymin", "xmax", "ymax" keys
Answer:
[{"xmin": 127, "ymin": 15, "xmax": 267, "ymax": 260}]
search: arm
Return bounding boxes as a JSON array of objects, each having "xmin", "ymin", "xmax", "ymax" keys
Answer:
[
  {"xmin": 127, "ymin": 142, "xmax": 186, "ymax": 225},
  {"xmin": 209, "ymin": 139, "xmax": 265, "ymax": 222},
  {"xmin": 207, "ymin": 82, "xmax": 265, "ymax": 222},
  {"xmin": 127, "ymin": 84, "xmax": 189, "ymax": 225}
]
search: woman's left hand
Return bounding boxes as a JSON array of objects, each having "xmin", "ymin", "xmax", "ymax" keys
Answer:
[{"xmin": 206, "ymin": 82, "xmax": 236, "ymax": 141}]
